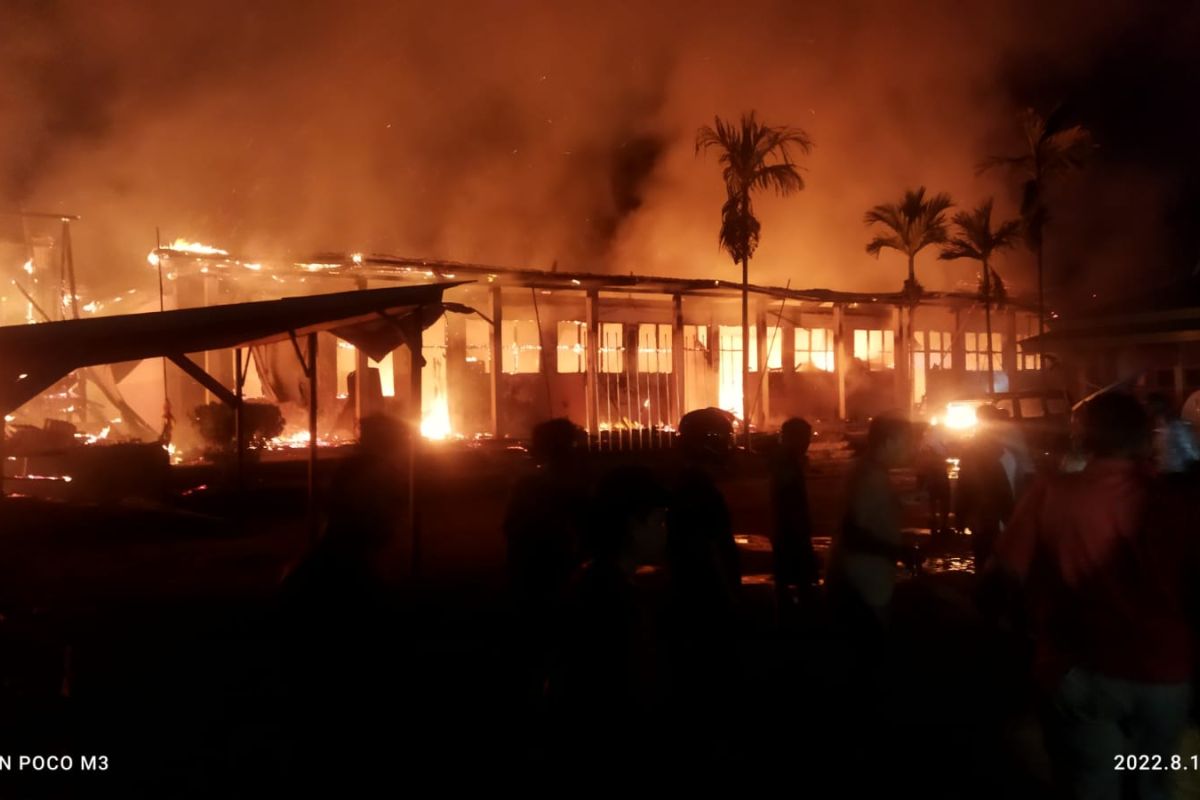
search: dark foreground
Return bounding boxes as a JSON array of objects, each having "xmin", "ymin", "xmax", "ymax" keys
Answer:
[{"xmin": 0, "ymin": 447, "xmax": 1097, "ymax": 796}]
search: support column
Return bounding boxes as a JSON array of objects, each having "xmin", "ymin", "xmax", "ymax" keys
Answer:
[
  {"xmin": 1175, "ymin": 344, "xmax": 1186, "ymax": 406},
  {"xmin": 306, "ymin": 332, "xmax": 318, "ymax": 543},
  {"xmin": 755, "ymin": 304, "xmax": 770, "ymax": 428},
  {"xmin": 951, "ymin": 308, "xmax": 967, "ymax": 381},
  {"xmin": 833, "ymin": 303, "xmax": 848, "ymax": 422},
  {"xmin": 445, "ymin": 311, "xmax": 467, "ymax": 433},
  {"xmin": 392, "ymin": 340, "xmax": 411, "ymax": 411},
  {"xmin": 1003, "ymin": 309, "xmax": 1018, "ymax": 390},
  {"xmin": 585, "ymin": 290, "xmax": 601, "ymax": 435},
  {"xmin": 406, "ymin": 315, "xmax": 423, "ymax": 579},
  {"xmin": 235, "ymin": 348, "xmax": 246, "ymax": 487},
  {"xmin": 354, "ymin": 276, "xmax": 369, "ymax": 426},
  {"xmin": 893, "ymin": 305, "xmax": 910, "ymax": 413},
  {"xmin": 490, "ymin": 287, "xmax": 503, "ymax": 438},
  {"xmin": 671, "ymin": 294, "xmax": 684, "ymax": 426},
  {"xmin": 780, "ymin": 308, "xmax": 795, "ymax": 419},
  {"xmin": 409, "ymin": 316, "xmax": 424, "ymax": 433}
]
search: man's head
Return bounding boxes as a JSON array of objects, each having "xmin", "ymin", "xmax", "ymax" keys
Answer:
[
  {"xmin": 866, "ymin": 413, "xmax": 914, "ymax": 468},
  {"xmin": 780, "ymin": 417, "xmax": 814, "ymax": 456},
  {"xmin": 530, "ymin": 418, "xmax": 586, "ymax": 467},
  {"xmin": 1146, "ymin": 391, "xmax": 1172, "ymax": 420},
  {"xmin": 678, "ymin": 407, "xmax": 734, "ymax": 465},
  {"xmin": 1079, "ymin": 392, "xmax": 1151, "ymax": 460},
  {"xmin": 358, "ymin": 414, "xmax": 410, "ymax": 463}
]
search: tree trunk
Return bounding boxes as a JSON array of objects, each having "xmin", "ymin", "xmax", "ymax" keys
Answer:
[
  {"xmin": 741, "ymin": 256, "xmax": 751, "ymax": 450},
  {"xmin": 907, "ymin": 252, "xmax": 916, "ymax": 288},
  {"xmin": 983, "ymin": 261, "xmax": 995, "ymax": 395},
  {"xmin": 1036, "ymin": 241, "xmax": 1044, "ymax": 340}
]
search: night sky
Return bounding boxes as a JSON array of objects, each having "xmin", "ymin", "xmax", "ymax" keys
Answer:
[{"xmin": 0, "ymin": 0, "xmax": 1197, "ymax": 315}]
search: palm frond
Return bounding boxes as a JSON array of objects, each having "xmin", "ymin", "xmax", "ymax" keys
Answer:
[
  {"xmin": 717, "ymin": 194, "xmax": 760, "ymax": 264},
  {"xmin": 863, "ymin": 186, "xmax": 954, "ymax": 262},
  {"xmin": 939, "ymin": 238, "xmax": 981, "ymax": 261},
  {"xmin": 752, "ymin": 162, "xmax": 805, "ymax": 195},
  {"xmin": 1039, "ymin": 125, "xmax": 1094, "ymax": 176},
  {"xmin": 863, "ymin": 203, "xmax": 903, "ymax": 230},
  {"xmin": 980, "ymin": 268, "xmax": 1008, "ymax": 308},
  {"xmin": 975, "ymin": 153, "xmax": 1031, "ymax": 177},
  {"xmin": 940, "ymin": 198, "xmax": 1021, "ymax": 263},
  {"xmin": 696, "ymin": 111, "xmax": 812, "ymax": 264},
  {"xmin": 866, "ymin": 234, "xmax": 903, "ymax": 257}
]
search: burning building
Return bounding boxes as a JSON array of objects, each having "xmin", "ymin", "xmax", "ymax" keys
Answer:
[{"xmin": 141, "ymin": 245, "xmax": 1043, "ymax": 446}]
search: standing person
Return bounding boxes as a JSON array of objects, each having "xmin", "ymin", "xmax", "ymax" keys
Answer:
[
  {"xmin": 990, "ymin": 405, "xmax": 1036, "ymax": 498},
  {"xmin": 957, "ymin": 406, "xmax": 1015, "ymax": 571},
  {"xmin": 549, "ymin": 466, "xmax": 668, "ymax": 769},
  {"xmin": 827, "ymin": 414, "xmax": 916, "ymax": 634},
  {"xmin": 823, "ymin": 414, "xmax": 917, "ymax": 792},
  {"xmin": 990, "ymin": 393, "xmax": 1194, "ymax": 800},
  {"xmin": 503, "ymin": 418, "xmax": 590, "ymax": 714},
  {"xmin": 768, "ymin": 417, "xmax": 818, "ymax": 617},
  {"xmin": 277, "ymin": 414, "xmax": 410, "ymax": 787},
  {"xmin": 665, "ymin": 408, "xmax": 742, "ymax": 761},
  {"xmin": 915, "ymin": 421, "xmax": 952, "ymax": 536},
  {"xmin": 668, "ymin": 408, "xmax": 742, "ymax": 624},
  {"xmin": 1147, "ymin": 392, "xmax": 1200, "ymax": 475}
]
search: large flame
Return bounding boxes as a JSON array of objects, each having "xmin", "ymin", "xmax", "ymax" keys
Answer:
[
  {"xmin": 164, "ymin": 239, "xmax": 228, "ymax": 256},
  {"xmin": 420, "ymin": 404, "xmax": 452, "ymax": 440},
  {"xmin": 148, "ymin": 238, "xmax": 229, "ymax": 266}
]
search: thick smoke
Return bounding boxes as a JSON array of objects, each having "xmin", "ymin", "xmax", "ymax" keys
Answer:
[{"xmin": 0, "ymin": 0, "xmax": 1194, "ymax": 309}]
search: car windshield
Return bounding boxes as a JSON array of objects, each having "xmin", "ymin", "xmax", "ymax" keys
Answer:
[
  {"xmin": 1019, "ymin": 397, "xmax": 1045, "ymax": 418},
  {"xmin": 1046, "ymin": 396, "xmax": 1069, "ymax": 415}
]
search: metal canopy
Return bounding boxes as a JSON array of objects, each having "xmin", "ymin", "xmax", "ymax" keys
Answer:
[
  {"xmin": 152, "ymin": 247, "xmax": 1037, "ymax": 311},
  {"xmin": 0, "ymin": 282, "xmax": 461, "ymax": 416}
]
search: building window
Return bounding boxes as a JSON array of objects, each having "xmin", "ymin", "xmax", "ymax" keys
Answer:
[
  {"xmin": 853, "ymin": 329, "xmax": 894, "ymax": 371},
  {"xmin": 1016, "ymin": 315, "xmax": 1041, "ymax": 370},
  {"xmin": 765, "ymin": 327, "xmax": 784, "ymax": 371},
  {"xmin": 912, "ymin": 330, "xmax": 951, "ymax": 406},
  {"xmin": 965, "ymin": 332, "xmax": 1002, "ymax": 372},
  {"xmin": 336, "ymin": 337, "xmax": 397, "ymax": 399},
  {"xmin": 599, "ymin": 322, "xmax": 624, "ymax": 373},
  {"xmin": 637, "ymin": 324, "xmax": 672, "ymax": 373},
  {"xmin": 336, "ymin": 338, "xmax": 356, "ymax": 399},
  {"xmin": 465, "ymin": 318, "xmax": 492, "ymax": 373},
  {"xmin": 502, "ymin": 320, "xmax": 542, "ymax": 374},
  {"xmin": 915, "ymin": 330, "xmax": 952, "ymax": 369},
  {"xmin": 557, "ymin": 321, "xmax": 586, "ymax": 374},
  {"xmin": 718, "ymin": 325, "xmax": 759, "ymax": 373},
  {"xmin": 795, "ymin": 327, "xmax": 834, "ymax": 372}
]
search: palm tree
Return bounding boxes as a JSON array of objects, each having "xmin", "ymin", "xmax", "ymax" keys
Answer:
[
  {"xmin": 979, "ymin": 107, "xmax": 1093, "ymax": 339},
  {"xmin": 939, "ymin": 199, "xmax": 1022, "ymax": 394},
  {"xmin": 978, "ymin": 266, "xmax": 1008, "ymax": 309},
  {"xmin": 863, "ymin": 187, "xmax": 952, "ymax": 412},
  {"xmin": 697, "ymin": 112, "xmax": 812, "ymax": 445},
  {"xmin": 863, "ymin": 186, "xmax": 954, "ymax": 294}
]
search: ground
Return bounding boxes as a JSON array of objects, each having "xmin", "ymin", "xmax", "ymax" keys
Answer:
[{"xmin": 0, "ymin": 442, "xmax": 1054, "ymax": 796}]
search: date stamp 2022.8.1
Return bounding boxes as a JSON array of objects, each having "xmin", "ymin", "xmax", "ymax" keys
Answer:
[{"xmin": 1115, "ymin": 755, "xmax": 1200, "ymax": 772}]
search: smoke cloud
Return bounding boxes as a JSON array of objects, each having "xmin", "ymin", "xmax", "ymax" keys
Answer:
[{"xmin": 1, "ymin": 0, "xmax": 1195, "ymax": 311}]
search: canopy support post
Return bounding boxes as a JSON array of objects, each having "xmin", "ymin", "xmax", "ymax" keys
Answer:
[{"xmin": 307, "ymin": 333, "xmax": 319, "ymax": 543}]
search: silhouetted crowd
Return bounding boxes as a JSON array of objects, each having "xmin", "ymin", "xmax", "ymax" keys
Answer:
[{"xmin": 274, "ymin": 392, "xmax": 1200, "ymax": 796}]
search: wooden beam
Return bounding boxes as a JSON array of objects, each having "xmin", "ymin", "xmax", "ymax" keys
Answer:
[{"xmin": 167, "ymin": 353, "xmax": 239, "ymax": 408}]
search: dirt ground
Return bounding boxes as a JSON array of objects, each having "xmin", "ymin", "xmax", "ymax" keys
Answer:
[{"xmin": 0, "ymin": 443, "xmax": 1049, "ymax": 796}]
